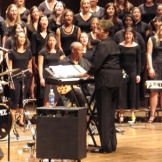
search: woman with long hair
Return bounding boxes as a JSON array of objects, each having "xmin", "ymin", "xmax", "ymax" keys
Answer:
[
  {"xmin": 38, "ymin": 33, "xmax": 65, "ymax": 106},
  {"xmin": 118, "ymin": 27, "xmax": 141, "ymax": 123},
  {"xmin": 8, "ymin": 31, "xmax": 32, "ymax": 126},
  {"xmin": 14, "ymin": 0, "xmax": 30, "ymax": 23},
  {"xmin": 26, "ymin": 6, "xmax": 40, "ymax": 42},
  {"xmin": 147, "ymin": 24, "xmax": 162, "ymax": 123},
  {"xmin": 5, "ymin": 23, "xmax": 25, "ymax": 49},
  {"xmin": 31, "ymin": 15, "xmax": 52, "ymax": 106},
  {"xmin": 114, "ymin": 0, "xmax": 134, "ymax": 20},
  {"xmin": 56, "ymin": 9, "xmax": 81, "ymax": 56},
  {"xmin": 73, "ymin": 0, "xmax": 94, "ymax": 33},
  {"xmin": 146, "ymin": 16, "xmax": 162, "ymax": 42},
  {"xmin": 79, "ymin": 32, "xmax": 94, "ymax": 63},
  {"xmin": 26, "ymin": 6, "xmax": 40, "ymax": 98},
  {"xmin": 5, "ymin": 4, "xmax": 26, "ymax": 37},
  {"xmin": 102, "ymin": 3, "xmax": 123, "ymax": 34},
  {"xmin": 48, "ymin": 1, "xmax": 66, "ymax": 33},
  {"xmin": 156, "ymin": 4, "xmax": 162, "ymax": 19},
  {"xmin": 88, "ymin": 17, "xmax": 100, "ymax": 48},
  {"xmin": 113, "ymin": 14, "xmax": 146, "ymax": 103},
  {"xmin": 38, "ymin": 0, "xmax": 58, "ymax": 18}
]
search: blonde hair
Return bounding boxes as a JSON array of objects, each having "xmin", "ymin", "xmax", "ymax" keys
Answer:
[
  {"xmin": 114, "ymin": 0, "xmax": 132, "ymax": 13},
  {"xmin": 80, "ymin": 0, "xmax": 90, "ymax": 12},
  {"xmin": 6, "ymin": 4, "xmax": 21, "ymax": 27}
]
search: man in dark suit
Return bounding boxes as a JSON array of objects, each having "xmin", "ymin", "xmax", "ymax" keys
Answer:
[{"xmin": 80, "ymin": 20, "xmax": 123, "ymax": 153}]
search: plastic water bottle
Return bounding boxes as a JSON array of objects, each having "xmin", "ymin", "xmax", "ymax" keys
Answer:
[{"xmin": 49, "ymin": 89, "xmax": 55, "ymax": 107}]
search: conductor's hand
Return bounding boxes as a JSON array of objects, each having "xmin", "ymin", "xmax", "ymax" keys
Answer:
[{"xmin": 77, "ymin": 72, "xmax": 90, "ymax": 78}]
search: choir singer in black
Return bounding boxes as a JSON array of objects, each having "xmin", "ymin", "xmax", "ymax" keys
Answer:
[{"xmin": 79, "ymin": 20, "xmax": 122, "ymax": 153}]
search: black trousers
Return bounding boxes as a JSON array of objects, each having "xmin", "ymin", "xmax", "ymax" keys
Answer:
[
  {"xmin": 96, "ymin": 86, "xmax": 119, "ymax": 152},
  {"xmin": 10, "ymin": 79, "xmax": 30, "ymax": 109}
]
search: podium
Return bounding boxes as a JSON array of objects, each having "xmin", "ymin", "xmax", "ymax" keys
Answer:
[{"xmin": 36, "ymin": 106, "xmax": 87, "ymax": 160}]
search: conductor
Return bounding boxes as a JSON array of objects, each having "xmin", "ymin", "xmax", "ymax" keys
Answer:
[{"xmin": 80, "ymin": 20, "xmax": 123, "ymax": 153}]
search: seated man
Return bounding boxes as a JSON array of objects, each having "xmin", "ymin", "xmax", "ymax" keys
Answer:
[{"xmin": 59, "ymin": 42, "xmax": 91, "ymax": 107}]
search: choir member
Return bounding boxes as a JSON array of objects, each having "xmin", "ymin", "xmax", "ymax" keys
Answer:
[
  {"xmin": 73, "ymin": 0, "xmax": 94, "ymax": 33},
  {"xmin": 56, "ymin": 9, "xmax": 81, "ymax": 56},
  {"xmin": 8, "ymin": 31, "xmax": 32, "ymax": 126}
]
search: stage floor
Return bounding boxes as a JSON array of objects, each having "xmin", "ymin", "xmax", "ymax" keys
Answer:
[{"xmin": 0, "ymin": 103, "xmax": 162, "ymax": 162}]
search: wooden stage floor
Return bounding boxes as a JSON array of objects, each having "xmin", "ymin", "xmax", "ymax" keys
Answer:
[{"xmin": 0, "ymin": 104, "xmax": 162, "ymax": 162}]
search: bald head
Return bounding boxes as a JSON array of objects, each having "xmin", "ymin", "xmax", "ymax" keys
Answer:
[
  {"xmin": 70, "ymin": 42, "xmax": 83, "ymax": 60},
  {"xmin": 70, "ymin": 42, "xmax": 83, "ymax": 50}
]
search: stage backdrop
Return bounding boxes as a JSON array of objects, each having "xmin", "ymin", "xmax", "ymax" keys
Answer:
[{"xmin": 0, "ymin": 0, "xmax": 162, "ymax": 19}]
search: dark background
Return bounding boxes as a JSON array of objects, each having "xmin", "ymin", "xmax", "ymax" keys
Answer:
[{"xmin": 0, "ymin": 0, "xmax": 162, "ymax": 18}]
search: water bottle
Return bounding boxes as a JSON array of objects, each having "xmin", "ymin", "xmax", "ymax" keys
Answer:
[{"xmin": 49, "ymin": 89, "xmax": 55, "ymax": 107}]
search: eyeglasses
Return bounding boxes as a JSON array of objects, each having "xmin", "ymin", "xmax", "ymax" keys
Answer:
[{"xmin": 97, "ymin": 29, "xmax": 105, "ymax": 33}]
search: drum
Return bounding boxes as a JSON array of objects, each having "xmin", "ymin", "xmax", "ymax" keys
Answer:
[{"xmin": 0, "ymin": 104, "xmax": 13, "ymax": 139}]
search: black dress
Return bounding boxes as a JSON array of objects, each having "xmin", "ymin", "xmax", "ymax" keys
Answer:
[
  {"xmin": 39, "ymin": 48, "xmax": 64, "ymax": 98},
  {"xmin": 138, "ymin": 3, "xmax": 157, "ymax": 24},
  {"xmin": 59, "ymin": 25, "xmax": 79, "ymax": 56},
  {"xmin": 4, "ymin": 37, "xmax": 12, "ymax": 49},
  {"xmin": 116, "ymin": 3, "xmax": 134, "ymax": 20},
  {"xmin": 90, "ymin": 7, "xmax": 105, "ymax": 19},
  {"xmin": 48, "ymin": 18, "xmax": 62, "ymax": 33},
  {"xmin": 31, "ymin": 31, "xmax": 51, "ymax": 64},
  {"xmin": 149, "ymin": 37, "xmax": 162, "ymax": 92},
  {"xmin": 31, "ymin": 31, "xmax": 52, "ymax": 106},
  {"xmin": 114, "ymin": 30, "xmax": 145, "ymax": 68},
  {"xmin": 82, "ymin": 48, "xmax": 95, "ymax": 63},
  {"xmin": 8, "ymin": 48, "xmax": 32, "ymax": 109},
  {"xmin": 38, "ymin": 1, "xmax": 53, "ymax": 18},
  {"xmin": 118, "ymin": 45, "xmax": 141, "ymax": 109},
  {"xmin": 73, "ymin": 13, "xmax": 94, "ymax": 33},
  {"xmin": 87, "ymin": 37, "xmax": 122, "ymax": 153},
  {"xmin": 88, "ymin": 32, "xmax": 100, "ymax": 49},
  {"xmin": 20, "ymin": 9, "xmax": 30, "ymax": 23},
  {"xmin": 6, "ymin": 21, "xmax": 26, "ymax": 37},
  {"xmin": 134, "ymin": 21, "xmax": 149, "ymax": 42}
]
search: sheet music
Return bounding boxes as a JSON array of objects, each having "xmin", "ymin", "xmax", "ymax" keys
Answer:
[{"xmin": 48, "ymin": 65, "xmax": 86, "ymax": 78}]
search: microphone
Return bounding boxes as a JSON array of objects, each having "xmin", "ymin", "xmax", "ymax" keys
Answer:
[{"xmin": 0, "ymin": 47, "xmax": 9, "ymax": 53}]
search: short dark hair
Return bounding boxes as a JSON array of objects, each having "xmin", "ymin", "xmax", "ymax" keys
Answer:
[
  {"xmin": 144, "ymin": 0, "xmax": 155, "ymax": 3},
  {"xmin": 98, "ymin": 20, "xmax": 114, "ymax": 37},
  {"xmin": 122, "ymin": 14, "xmax": 135, "ymax": 27}
]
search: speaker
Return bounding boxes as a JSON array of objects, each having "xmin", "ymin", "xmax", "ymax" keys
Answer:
[
  {"xmin": 0, "ymin": 148, "xmax": 4, "ymax": 160},
  {"xmin": 36, "ymin": 106, "xmax": 87, "ymax": 160}
]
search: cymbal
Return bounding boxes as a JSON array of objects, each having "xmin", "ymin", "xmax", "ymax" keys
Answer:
[
  {"xmin": 0, "ymin": 81, "xmax": 9, "ymax": 85},
  {"xmin": 0, "ymin": 68, "xmax": 20, "ymax": 76}
]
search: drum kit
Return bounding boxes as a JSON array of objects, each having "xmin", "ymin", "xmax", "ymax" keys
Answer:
[{"xmin": 0, "ymin": 68, "xmax": 34, "ymax": 140}]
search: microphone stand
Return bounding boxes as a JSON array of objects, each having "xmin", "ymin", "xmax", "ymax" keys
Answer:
[{"xmin": 7, "ymin": 69, "xmax": 15, "ymax": 162}]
